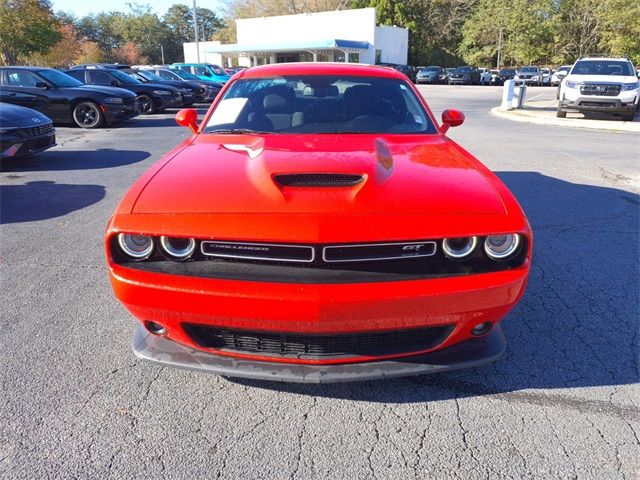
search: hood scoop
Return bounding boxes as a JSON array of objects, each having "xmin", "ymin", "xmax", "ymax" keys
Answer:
[{"xmin": 274, "ymin": 173, "xmax": 365, "ymax": 187}]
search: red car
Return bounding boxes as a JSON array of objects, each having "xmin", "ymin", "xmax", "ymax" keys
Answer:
[{"xmin": 106, "ymin": 63, "xmax": 532, "ymax": 383}]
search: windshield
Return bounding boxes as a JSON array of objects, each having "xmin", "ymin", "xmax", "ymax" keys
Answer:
[
  {"xmin": 38, "ymin": 69, "xmax": 83, "ymax": 87},
  {"xmin": 519, "ymin": 67, "xmax": 538, "ymax": 73},
  {"xmin": 499, "ymin": 69, "xmax": 515, "ymax": 75},
  {"xmin": 171, "ymin": 69, "xmax": 200, "ymax": 80},
  {"xmin": 205, "ymin": 75, "xmax": 436, "ymax": 135},
  {"xmin": 136, "ymin": 70, "xmax": 163, "ymax": 82},
  {"xmin": 209, "ymin": 64, "xmax": 226, "ymax": 75},
  {"xmin": 420, "ymin": 67, "xmax": 439, "ymax": 72},
  {"xmin": 455, "ymin": 67, "xmax": 471, "ymax": 73},
  {"xmin": 110, "ymin": 69, "xmax": 141, "ymax": 84},
  {"xmin": 571, "ymin": 60, "xmax": 634, "ymax": 76}
]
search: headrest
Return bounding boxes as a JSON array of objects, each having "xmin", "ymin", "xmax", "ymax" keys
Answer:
[{"xmin": 263, "ymin": 94, "xmax": 288, "ymax": 110}]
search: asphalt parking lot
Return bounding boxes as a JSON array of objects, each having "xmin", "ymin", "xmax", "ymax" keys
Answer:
[{"xmin": 1, "ymin": 85, "xmax": 638, "ymax": 479}]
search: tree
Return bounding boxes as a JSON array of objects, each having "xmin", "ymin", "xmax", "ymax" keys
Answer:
[
  {"xmin": 164, "ymin": 4, "xmax": 224, "ymax": 43},
  {"xmin": 0, "ymin": 0, "xmax": 61, "ymax": 65},
  {"xmin": 77, "ymin": 41, "xmax": 104, "ymax": 64},
  {"xmin": 113, "ymin": 41, "xmax": 144, "ymax": 64},
  {"xmin": 41, "ymin": 23, "xmax": 82, "ymax": 68}
]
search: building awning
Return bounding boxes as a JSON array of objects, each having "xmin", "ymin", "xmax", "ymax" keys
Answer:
[{"xmin": 208, "ymin": 39, "xmax": 371, "ymax": 56}]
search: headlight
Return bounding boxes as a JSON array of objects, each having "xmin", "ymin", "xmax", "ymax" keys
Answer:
[
  {"xmin": 621, "ymin": 81, "xmax": 639, "ymax": 91},
  {"xmin": 532, "ymin": 76, "xmax": 539, "ymax": 81},
  {"xmin": 442, "ymin": 237, "xmax": 478, "ymax": 260},
  {"xmin": 117, "ymin": 233, "xmax": 154, "ymax": 260},
  {"xmin": 565, "ymin": 80, "xmax": 582, "ymax": 89},
  {"xmin": 153, "ymin": 90, "xmax": 172, "ymax": 95},
  {"xmin": 484, "ymin": 234, "xmax": 521, "ymax": 261},
  {"xmin": 103, "ymin": 97, "xmax": 123, "ymax": 104},
  {"xmin": 160, "ymin": 236, "xmax": 196, "ymax": 260}
]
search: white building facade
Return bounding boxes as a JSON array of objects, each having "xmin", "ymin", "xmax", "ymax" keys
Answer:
[{"xmin": 182, "ymin": 8, "xmax": 408, "ymax": 67}]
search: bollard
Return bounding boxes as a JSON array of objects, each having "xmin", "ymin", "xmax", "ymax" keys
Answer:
[
  {"xmin": 512, "ymin": 83, "xmax": 527, "ymax": 109},
  {"xmin": 500, "ymin": 80, "xmax": 516, "ymax": 110}
]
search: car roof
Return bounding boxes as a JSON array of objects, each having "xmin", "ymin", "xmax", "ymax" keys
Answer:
[
  {"xmin": 237, "ymin": 62, "xmax": 404, "ymax": 80},
  {"xmin": 0, "ymin": 66, "xmax": 53, "ymax": 71},
  {"xmin": 578, "ymin": 57, "xmax": 629, "ymax": 62}
]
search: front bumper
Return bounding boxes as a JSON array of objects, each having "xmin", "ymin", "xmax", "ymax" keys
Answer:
[
  {"xmin": 0, "ymin": 131, "xmax": 56, "ymax": 158},
  {"xmin": 103, "ymin": 102, "xmax": 139, "ymax": 124},
  {"xmin": 560, "ymin": 92, "xmax": 639, "ymax": 114},
  {"xmin": 133, "ymin": 323, "xmax": 506, "ymax": 383}
]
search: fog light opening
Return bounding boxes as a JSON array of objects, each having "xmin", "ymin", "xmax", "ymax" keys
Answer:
[
  {"xmin": 471, "ymin": 321, "xmax": 493, "ymax": 337},
  {"xmin": 145, "ymin": 321, "xmax": 167, "ymax": 336}
]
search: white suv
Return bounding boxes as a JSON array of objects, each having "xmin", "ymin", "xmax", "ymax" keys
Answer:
[{"xmin": 557, "ymin": 57, "xmax": 639, "ymax": 121}]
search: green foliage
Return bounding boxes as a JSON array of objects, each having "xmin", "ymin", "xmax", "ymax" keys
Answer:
[{"xmin": 0, "ymin": 0, "xmax": 62, "ymax": 65}]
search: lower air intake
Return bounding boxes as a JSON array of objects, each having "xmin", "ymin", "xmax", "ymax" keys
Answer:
[
  {"xmin": 274, "ymin": 173, "xmax": 364, "ymax": 187},
  {"xmin": 182, "ymin": 324, "xmax": 454, "ymax": 359}
]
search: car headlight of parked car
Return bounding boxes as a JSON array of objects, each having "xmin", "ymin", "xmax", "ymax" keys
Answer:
[
  {"xmin": 103, "ymin": 97, "xmax": 124, "ymax": 104},
  {"xmin": 484, "ymin": 234, "xmax": 522, "ymax": 261},
  {"xmin": 565, "ymin": 80, "xmax": 582, "ymax": 89},
  {"xmin": 117, "ymin": 233, "xmax": 154, "ymax": 260},
  {"xmin": 153, "ymin": 90, "xmax": 172, "ymax": 95},
  {"xmin": 621, "ymin": 81, "xmax": 640, "ymax": 91}
]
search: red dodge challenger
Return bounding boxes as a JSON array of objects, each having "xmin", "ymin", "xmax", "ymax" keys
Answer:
[{"xmin": 106, "ymin": 63, "xmax": 532, "ymax": 383}]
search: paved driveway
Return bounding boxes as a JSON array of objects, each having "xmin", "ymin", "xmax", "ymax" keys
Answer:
[{"xmin": 1, "ymin": 86, "xmax": 638, "ymax": 479}]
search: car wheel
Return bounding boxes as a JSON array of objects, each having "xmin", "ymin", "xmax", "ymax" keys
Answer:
[
  {"xmin": 138, "ymin": 95, "xmax": 156, "ymax": 115},
  {"xmin": 556, "ymin": 104, "xmax": 567, "ymax": 118},
  {"xmin": 72, "ymin": 101, "xmax": 104, "ymax": 129},
  {"xmin": 621, "ymin": 112, "xmax": 635, "ymax": 121}
]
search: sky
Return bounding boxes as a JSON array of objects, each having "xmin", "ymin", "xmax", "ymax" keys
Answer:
[{"xmin": 51, "ymin": 0, "xmax": 224, "ymax": 18}]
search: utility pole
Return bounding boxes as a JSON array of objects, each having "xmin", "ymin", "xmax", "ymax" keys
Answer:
[
  {"xmin": 496, "ymin": 27, "xmax": 503, "ymax": 69},
  {"xmin": 192, "ymin": 0, "xmax": 200, "ymax": 63},
  {"xmin": 160, "ymin": 45, "xmax": 165, "ymax": 65}
]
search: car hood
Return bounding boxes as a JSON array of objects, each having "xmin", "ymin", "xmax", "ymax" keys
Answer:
[
  {"xmin": 565, "ymin": 74, "xmax": 638, "ymax": 84},
  {"xmin": 132, "ymin": 134, "xmax": 506, "ymax": 216},
  {"xmin": 70, "ymin": 85, "xmax": 137, "ymax": 98},
  {"xmin": 0, "ymin": 103, "xmax": 51, "ymax": 123}
]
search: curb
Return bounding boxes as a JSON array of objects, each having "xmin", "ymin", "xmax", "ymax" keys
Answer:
[{"xmin": 490, "ymin": 106, "xmax": 640, "ymax": 133}]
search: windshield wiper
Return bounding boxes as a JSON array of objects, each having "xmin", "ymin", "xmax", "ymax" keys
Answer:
[{"xmin": 206, "ymin": 128, "xmax": 270, "ymax": 135}]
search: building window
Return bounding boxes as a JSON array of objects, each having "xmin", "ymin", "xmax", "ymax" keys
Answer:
[
  {"xmin": 334, "ymin": 51, "xmax": 345, "ymax": 62},
  {"xmin": 348, "ymin": 53, "xmax": 359, "ymax": 63}
]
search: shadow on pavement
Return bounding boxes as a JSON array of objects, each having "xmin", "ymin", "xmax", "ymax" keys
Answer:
[
  {"xmin": 0, "ymin": 149, "xmax": 149, "ymax": 172},
  {"xmin": 231, "ymin": 172, "xmax": 640, "ymax": 407},
  {"xmin": 0, "ymin": 180, "xmax": 105, "ymax": 224}
]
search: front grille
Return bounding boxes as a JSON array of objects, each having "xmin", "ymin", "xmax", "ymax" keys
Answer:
[
  {"xmin": 182, "ymin": 324, "xmax": 454, "ymax": 359},
  {"xmin": 274, "ymin": 173, "xmax": 364, "ymax": 187},
  {"xmin": 580, "ymin": 83, "xmax": 621, "ymax": 96},
  {"xmin": 201, "ymin": 241, "xmax": 314, "ymax": 262},
  {"xmin": 323, "ymin": 242, "xmax": 436, "ymax": 262},
  {"xmin": 16, "ymin": 123, "xmax": 53, "ymax": 138},
  {"xmin": 24, "ymin": 136, "xmax": 54, "ymax": 150}
]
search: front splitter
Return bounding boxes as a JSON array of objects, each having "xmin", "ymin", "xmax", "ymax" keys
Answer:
[{"xmin": 132, "ymin": 324, "xmax": 506, "ymax": 383}]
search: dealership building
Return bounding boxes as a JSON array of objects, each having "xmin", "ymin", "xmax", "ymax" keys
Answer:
[{"xmin": 182, "ymin": 8, "xmax": 408, "ymax": 67}]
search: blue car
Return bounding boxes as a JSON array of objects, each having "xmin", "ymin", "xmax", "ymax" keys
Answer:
[{"xmin": 170, "ymin": 63, "xmax": 230, "ymax": 84}]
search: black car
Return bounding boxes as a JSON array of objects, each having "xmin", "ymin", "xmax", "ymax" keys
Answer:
[
  {"xmin": 66, "ymin": 67, "xmax": 182, "ymax": 114},
  {"xmin": 448, "ymin": 66, "xmax": 481, "ymax": 85},
  {"xmin": 495, "ymin": 68, "xmax": 516, "ymax": 86},
  {"xmin": 127, "ymin": 69, "xmax": 205, "ymax": 106},
  {"xmin": 416, "ymin": 66, "xmax": 446, "ymax": 84},
  {"xmin": 0, "ymin": 67, "xmax": 139, "ymax": 128},
  {"xmin": 379, "ymin": 63, "xmax": 417, "ymax": 83},
  {"xmin": 0, "ymin": 103, "xmax": 56, "ymax": 158},
  {"xmin": 142, "ymin": 67, "xmax": 222, "ymax": 101}
]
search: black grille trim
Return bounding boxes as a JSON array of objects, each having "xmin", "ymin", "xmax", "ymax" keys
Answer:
[
  {"xmin": 15, "ymin": 123, "xmax": 54, "ymax": 138},
  {"xmin": 201, "ymin": 241, "xmax": 314, "ymax": 263},
  {"xmin": 274, "ymin": 173, "xmax": 364, "ymax": 187},
  {"xmin": 580, "ymin": 83, "xmax": 621, "ymax": 97},
  {"xmin": 182, "ymin": 324, "xmax": 455, "ymax": 359},
  {"xmin": 323, "ymin": 242, "xmax": 437, "ymax": 263}
]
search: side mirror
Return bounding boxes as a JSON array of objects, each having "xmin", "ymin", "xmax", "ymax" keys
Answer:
[
  {"xmin": 175, "ymin": 108, "xmax": 198, "ymax": 133},
  {"xmin": 203, "ymin": 71, "xmax": 212, "ymax": 77},
  {"xmin": 441, "ymin": 109, "xmax": 465, "ymax": 133},
  {"xmin": 35, "ymin": 81, "xmax": 49, "ymax": 89}
]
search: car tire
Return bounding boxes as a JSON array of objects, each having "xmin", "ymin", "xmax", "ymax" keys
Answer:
[
  {"xmin": 621, "ymin": 112, "xmax": 636, "ymax": 121},
  {"xmin": 556, "ymin": 104, "xmax": 567, "ymax": 118},
  {"xmin": 138, "ymin": 95, "xmax": 156, "ymax": 115},
  {"xmin": 72, "ymin": 101, "xmax": 104, "ymax": 129}
]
